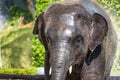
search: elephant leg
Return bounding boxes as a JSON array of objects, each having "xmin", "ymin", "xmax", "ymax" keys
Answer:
[
  {"xmin": 104, "ymin": 52, "xmax": 116, "ymax": 80},
  {"xmin": 81, "ymin": 51, "xmax": 106, "ymax": 80},
  {"xmin": 44, "ymin": 51, "xmax": 50, "ymax": 80},
  {"xmin": 105, "ymin": 44, "xmax": 117, "ymax": 80},
  {"xmin": 104, "ymin": 57, "xmax": 114, "ymax": 80}
]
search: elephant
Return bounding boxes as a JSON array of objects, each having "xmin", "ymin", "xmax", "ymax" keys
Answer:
[{"xmin": 33, "ymin": 0, "xmax": 118, "ymax": 80}]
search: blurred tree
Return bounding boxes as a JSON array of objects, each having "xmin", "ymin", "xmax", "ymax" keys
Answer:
[{"xmin": 25, "ymin": 0, "xmax": 35, "ymax": 18}]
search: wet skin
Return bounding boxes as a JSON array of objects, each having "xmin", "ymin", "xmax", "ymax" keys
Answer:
[{"xmin": 33, "ymin": 0, "xmax": 118, "ymax": 80}]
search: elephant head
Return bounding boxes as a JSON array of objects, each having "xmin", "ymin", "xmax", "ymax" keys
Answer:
[{"xmin": 33, "ymin": 3, "xmax": 108, "ymax": 80}]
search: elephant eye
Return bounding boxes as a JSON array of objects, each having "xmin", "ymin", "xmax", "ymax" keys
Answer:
[
  {"xmin": 76, "ymin": 36, "xmax": 82, "ymax": 43},
  {"xmin": 73, "ymin": 36, "xmax": 83, "ymax": 47},
  {"xmin": 77, "ymin": 14, "xmax": 81, "ymax": 19},
  {"xmin": 77, "ymin": 38, "xmax": 81, "ymax": 43},
  {"xmin": 46, "ymin": 37, "xmax": 49, "ymax": 42},
  {"xmin": 46, "ymin": 35, "xmax": 51, "ymax": 43}
]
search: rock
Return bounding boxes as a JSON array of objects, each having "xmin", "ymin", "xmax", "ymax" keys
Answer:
[{"xmin": 0, "ymin": 0, "xmax": 9, "ymax": 31}]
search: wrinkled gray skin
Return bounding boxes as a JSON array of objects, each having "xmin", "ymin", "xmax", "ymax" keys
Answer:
[{"xmin": 33, "ymin": 0, "xmax": 117, "ymax": 80}]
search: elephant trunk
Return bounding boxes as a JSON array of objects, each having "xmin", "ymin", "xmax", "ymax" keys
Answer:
[{"xmin": 51, "ymin": 41, "xmax": 73, "ymax": 80}]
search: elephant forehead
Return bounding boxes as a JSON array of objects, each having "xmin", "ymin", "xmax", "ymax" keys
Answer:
[
  {"xmin": 58, "ymin": 13, "xmax": 76, "ymax": 37},
  {"xmin": 60, "ymin": 12, "xmax": 75, "ymax": 26},
  {"xmin": 58, "ymin": 28, "xmax": 73, "ymax": 38},
  {"xmin": 46, "ymin": 12, "xmax": 83, "ymax": 39}
]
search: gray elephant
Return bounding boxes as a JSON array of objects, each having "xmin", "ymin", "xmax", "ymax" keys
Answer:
[{"xmin": 33, "ymin": 0, "xmax": 118, "ymax": 80}]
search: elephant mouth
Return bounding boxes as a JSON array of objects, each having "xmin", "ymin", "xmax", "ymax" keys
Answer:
[
  {"xmin": 69, "ymin": 66, "xmax": 73, "ymax": 74},
  {"xmin": 49, "ymin": 65, "xmax": 73, "ymax": 75}
]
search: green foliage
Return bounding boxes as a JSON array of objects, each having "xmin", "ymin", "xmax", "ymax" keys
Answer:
[
  {"xmin": 0, "ymin": 28, "xmax": 32, "ymax": 68},
  {"xmin": 32, "ymin": 0, "xmax": 51, "ymax": 67},
  {"xmin": 35, "ymin": 0, "xmax": 64, "ymax": 18},
  {"xmin": 98, "ymin": 0, "xmax": 120, "ymax": 26},
  {"xmin": 32, "ymin": 0, "xmax": 64, "ymax": 67},
  {"xmin": 98, "ymin": 0, "xmax": 120, "ymax": 15},
  {"xmin": 32, "ymin": 36, "xmax": 45, "ymax": 67},
  {"xmin": 0, "ymin": 67, "xmax": 37, "ymax": 74},
  {"xmin": 0, "ymin": 2, "xmax": 35, "ymax": 69},
  {"xmin": 9, "ymin": 6, "xmax": 33, "ymax": 25}
]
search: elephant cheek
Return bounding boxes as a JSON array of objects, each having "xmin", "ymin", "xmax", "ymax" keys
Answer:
[{"xmin": 74, "ymin": 46, "xmax": 87, "ymax": 64}]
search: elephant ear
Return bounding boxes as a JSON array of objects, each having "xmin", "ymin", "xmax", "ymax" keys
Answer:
[
  {"xmin": 85, "ymin": 13, "xmax": 108, "ymax": 65},
  {"xmin": 89, "ymin": 13, "xmax": 108, "ymax": 51},
  {"xmin": 33, "ymin": 12, "xmax": 44, "ymax": 34},
  {"xmin": 33, "ymin": 12, "xmax": 46, "ymax": 45}
]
